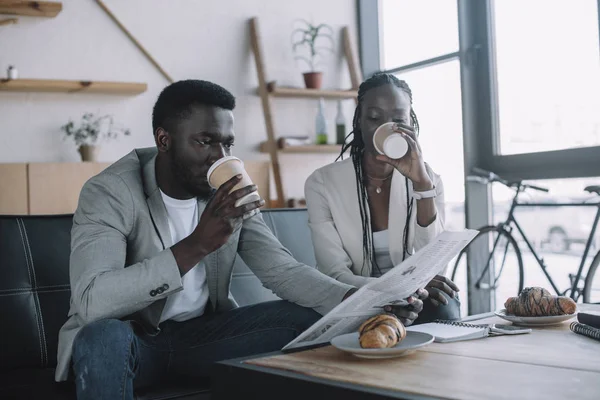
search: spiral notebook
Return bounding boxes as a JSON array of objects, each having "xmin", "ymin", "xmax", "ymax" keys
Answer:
[
  {"xmin": 570, "ymin": 322, "xmax": 600, "ymax": 342},
  {"xmin": 406, "ymin": 320, "xmax": 490, "ymax": 343}
]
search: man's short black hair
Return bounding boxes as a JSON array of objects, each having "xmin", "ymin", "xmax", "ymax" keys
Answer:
[{"xmin": 152, "ymin": 79, "xmax": 236, "ymax": 133}]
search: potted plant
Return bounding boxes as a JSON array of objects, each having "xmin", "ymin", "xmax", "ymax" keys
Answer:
[
  {"xmin": 61, "ymin": 113, "xmax": 130, "ymax": 162},
  {"xmin": 291, "ymin": 20, "xmax": 335, "ymax": 89}
]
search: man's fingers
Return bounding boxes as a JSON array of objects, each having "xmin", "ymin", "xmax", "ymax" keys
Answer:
[
  {"xmin": 214, "ymin": 184, "xmax": 259, "ymax": 214},
  {"xmin": 417, "ymin": 288, "xmax": 429, "ymax": 300},
  {"xmin": 388, "ymin": 306, "xmax": 418, "ymax": 321},
  {"xmin": 409, "ymin": 298, "xmax": 424, "ymax": 313},
  {"xmin": 223, "ymin": 199, "xmax": 265, "ymax": 218},
  {"xmin": 434, "ymin": 275, "xmax": 460, "ymax": 292},
  {"xmin": 228, "ymin": 184, "xmax": 258, "ymax": 201},
  {"xmin": 428, "ymin": 288, "xmax": 449, "ymax": 305},
  {"xmin": 428, "ymin": 279, "xmax": 455, "ymax": 298},
  {"xmin": 212, "ymin": 174, "xmax": 242, "ymax": 203}
]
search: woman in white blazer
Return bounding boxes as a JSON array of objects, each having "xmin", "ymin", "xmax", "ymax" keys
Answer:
[{"xmin": 305, "ymin": 73, "xmax": 460, "ymax": 325}]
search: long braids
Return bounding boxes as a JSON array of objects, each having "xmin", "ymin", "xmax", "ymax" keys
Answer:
[{"xmin": 336, "ymin": 73, "xmax": 420, "ymax": 276}]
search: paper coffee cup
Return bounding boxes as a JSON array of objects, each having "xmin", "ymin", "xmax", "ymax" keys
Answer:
[
  {"xmin": 373, "ymin": 122, "xmax": 409, "ymax": 160},
  {"xmin": 207, "ymin": 156, "xmax": 261, "ymax": 208}
]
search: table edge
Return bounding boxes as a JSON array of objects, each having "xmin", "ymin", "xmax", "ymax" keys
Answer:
[{"xmin": 213, "ymin": 357, "xmax": 446, "ymax": 400}]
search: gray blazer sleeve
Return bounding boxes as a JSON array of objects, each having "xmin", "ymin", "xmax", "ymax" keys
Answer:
[
  {"xmin": 70, "ymin": 173, "xmax": 183, "ymax": 324},
  {"xmin": 237, "ymin": 213, "xmax": 355, "ymax": 315}
]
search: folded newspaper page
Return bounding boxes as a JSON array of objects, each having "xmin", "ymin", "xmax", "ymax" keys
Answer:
[{"xmin": 283, "ymin": 229, "xmax": 478, "ymax": 351}]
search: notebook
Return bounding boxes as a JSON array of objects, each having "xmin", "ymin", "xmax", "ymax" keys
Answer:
[
  {"xmin": 570, "ymin": 321, "xmax": 600, "ymax": 342},
  {"xmin": 577, "ymin": 312, "xmax": 600, "ymax": 329},
  {"xmin": 406, "ymin": 320, "xmax": 489, "ymax": 343}
]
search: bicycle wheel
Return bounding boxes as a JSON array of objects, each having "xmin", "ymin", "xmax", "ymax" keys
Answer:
[
  {"xmin": 451, "ymin": 225, "xmax": 524, "ymax": 310},
  {"xmin": 583, "ymin": 251, "xmax": 600, "ymax": 304}
]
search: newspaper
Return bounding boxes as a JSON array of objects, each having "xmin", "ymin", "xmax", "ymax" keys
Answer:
[{"xmin": 283, "ymin": 229, "xmax": 478, "ymax": 351}]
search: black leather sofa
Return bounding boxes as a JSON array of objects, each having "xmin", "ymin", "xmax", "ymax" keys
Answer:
[{"xmin": 0, "ymin": 209, "xmax": 319, "ymax": 400}]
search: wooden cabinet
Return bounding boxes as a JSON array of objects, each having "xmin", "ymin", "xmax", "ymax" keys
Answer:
[
  {"xmin": 0, "ymin": 162, "xmax": 110, "ymax": 215},
  {"xmin": 0, "ymin": 164, "xmax": 29, "ymax": 215},
  {"xmin": 0, "ymin": 161, "xmax": 271, "ymax": 215},
  {"xmin": 27, "ymin": 163, "xmax": 111, "ymax": 215}
]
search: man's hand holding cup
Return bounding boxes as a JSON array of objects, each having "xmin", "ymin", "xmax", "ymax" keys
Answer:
[{"xmin": 172, "ymin": 157, "xmax": 264, "ymax": 275}]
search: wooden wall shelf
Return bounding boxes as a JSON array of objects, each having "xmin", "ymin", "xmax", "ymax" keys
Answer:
[
  {"xmin": 0, "ymin": 1, "xmax": 62, "ymax": 18},
  {"xmin": 0, "ymin": 79, "xmax": 147, "ymax": 95},
  {"xmin": 266, "ymin": 86, "xmax": 357, "ymax": 100},
  {"xmin": 250, "ymin": 17, "xmax": 362, "ymax": 205},
  {"xmin": 260, "ymin": 142, "xmax": 342, "ymax": 154}
]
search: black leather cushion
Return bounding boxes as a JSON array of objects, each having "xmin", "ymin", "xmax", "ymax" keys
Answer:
[{"xmin": 0, "ymin": 216, "xmax": 73, "ymax": 370}]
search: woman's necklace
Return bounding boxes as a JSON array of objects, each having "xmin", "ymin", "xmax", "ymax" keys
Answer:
[{"xmin": 365, "ymin": 172, "xmax": 393, "ymax": 194}]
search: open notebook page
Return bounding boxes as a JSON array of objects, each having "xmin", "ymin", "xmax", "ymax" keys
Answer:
[{"xmin": 406, "ymin": 322, "xmax": 489, "ymax": 343}]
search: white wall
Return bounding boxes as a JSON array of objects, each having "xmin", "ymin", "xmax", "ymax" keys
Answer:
[{"xmin": 0, "ymin": 0, "xmax": 358, "ymax": 199}]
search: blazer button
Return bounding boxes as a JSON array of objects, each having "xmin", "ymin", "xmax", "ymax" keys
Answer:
[
  {"xmin": 157, "ymin": 287, "xmax": 164, "ymax": 294},
  {"xmin": 162, "ymin": 284, "xmax": 169, "ymax": 290},
  {"xmin": 150, "ymin": 290, "xmax": 157, "ymax": 297}
]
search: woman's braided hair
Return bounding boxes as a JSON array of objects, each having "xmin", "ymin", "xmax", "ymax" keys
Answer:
[{"xmin": 337, "ymin": 72, "xmax": 420, "ymax": 275}]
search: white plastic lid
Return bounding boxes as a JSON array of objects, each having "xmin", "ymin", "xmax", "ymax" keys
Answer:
[
  {"xmin": 383, "ymin": 135, "xmax": 409, "ymax": 159},
  {"xmin": 206, "ymin": 156, "xmax": 243, "ymax": 188}
]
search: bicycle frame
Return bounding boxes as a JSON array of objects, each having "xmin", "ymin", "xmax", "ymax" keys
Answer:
[{"xmin": 495, "ymin": 184, "xmax": 600, "ymax": 300}]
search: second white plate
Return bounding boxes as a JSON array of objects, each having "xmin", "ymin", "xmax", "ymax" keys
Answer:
[{"xmin": 495, "ymin": 308, "xmax": 577, "ymax": 326}]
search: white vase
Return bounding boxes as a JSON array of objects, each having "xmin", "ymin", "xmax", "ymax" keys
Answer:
[{"xmin": 78, "ymin": 145, "xmax": 100, "ymax": 162}]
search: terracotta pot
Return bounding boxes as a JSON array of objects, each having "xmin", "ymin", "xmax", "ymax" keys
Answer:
[
  {"xmin": 78, "ymin": 145, "xmax": 100, "ymax": 162},
  {"xmin": 303, "ymin": 72, "xmax": 323, "ymax": 89}
]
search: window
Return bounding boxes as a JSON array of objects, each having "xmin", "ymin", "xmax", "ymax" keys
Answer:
[
  {"xmin": 394, "ymin": 60, "xmax": 465, "ymax": 229},
  {"xmin": 494, "ymin": 0, "xmax": 600, "ymax": 155},
  {"xmin": 395, "ymin": 61, "xmax": 464, "ymax": 202},
  {"xmin": 380, "ymin": 0, "xmax": 459, "ymax": 69},
  {"xmin": 491, "ymin": 177, "xmax": 600, "ymax": 307},
  {"xmin": 378, "ymin": 0, "xmax": 466, "ymax": 311},
  {"xmin": 379, "ymin": 1, "xmax": 465, "ymax": 229}
]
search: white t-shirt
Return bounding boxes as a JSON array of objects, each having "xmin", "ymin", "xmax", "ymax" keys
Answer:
[
  {"xmin": 159, "ymin": 191, "xmax": 210, "ymax": 323},
  {"xmin": 371, "ymin": 230, "xmax": 394, "ymax": 278}
]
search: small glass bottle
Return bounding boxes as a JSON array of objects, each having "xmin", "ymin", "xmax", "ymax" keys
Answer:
[
  {"xmin": 335, "ymin": 100, "xmax": 346, "ymax": 145},
  {"xmin": 315, "ymin": 98, "xmax": 328, "ymax": 145}
]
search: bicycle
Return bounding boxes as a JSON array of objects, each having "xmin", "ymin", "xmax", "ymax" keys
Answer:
[{"xmin": 451, "ymin": 168, "xmax": 600, "ymax": 307}]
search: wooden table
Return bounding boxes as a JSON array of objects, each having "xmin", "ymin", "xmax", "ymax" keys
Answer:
[{"xmin": 212, "ymin": 304, "xmax": 600, "ymax": 400}]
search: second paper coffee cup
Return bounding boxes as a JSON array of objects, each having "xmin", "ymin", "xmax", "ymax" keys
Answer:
[
  {"xmin": 373, "ymin": 122, "xmax": 409, "ymax": 160},
  {"xmin": 207, "ymin": 156, "xmax": 261, "ymax": 208}
]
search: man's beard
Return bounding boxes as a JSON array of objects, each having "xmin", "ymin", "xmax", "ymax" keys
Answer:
[{"xmin": 170, "ymin": 152, "xmax": 213, "ymax": 201}]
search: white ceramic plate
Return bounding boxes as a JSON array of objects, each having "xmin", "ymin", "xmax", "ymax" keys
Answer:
[
  {"xmin": 330, "ymin": 331, "xmax": 434, "ymax": 359},
  {"xmin": 495, "ymin": 308, "xmax": 577, "ymax": 326}
]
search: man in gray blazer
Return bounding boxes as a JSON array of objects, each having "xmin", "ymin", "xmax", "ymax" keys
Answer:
[{"xmin": 55, "ymin": 80, "xmax": 426, "ymax": 399}]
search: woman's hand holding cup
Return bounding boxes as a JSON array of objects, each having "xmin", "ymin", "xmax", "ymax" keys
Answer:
[{"xmin": 374, "ymin": 123, "xmax": 432, "ymax": 190}]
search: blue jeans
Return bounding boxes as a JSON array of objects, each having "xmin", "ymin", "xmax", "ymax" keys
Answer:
[
  {"xmin": 415, "ymin": 293, "xmax": 461, "ymax": 324},
  {"xmin": 71, "ymin": 300, "xmax": 320, "ymax": 400}
]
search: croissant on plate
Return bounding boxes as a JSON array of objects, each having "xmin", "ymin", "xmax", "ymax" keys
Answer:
[
  {"xmin": 504, "ymin": 287, "xmax": 577, "ymax": 317},
  {"xmin": 358, "ymin": 314, "xmax": 406, "ymax": 349}
]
